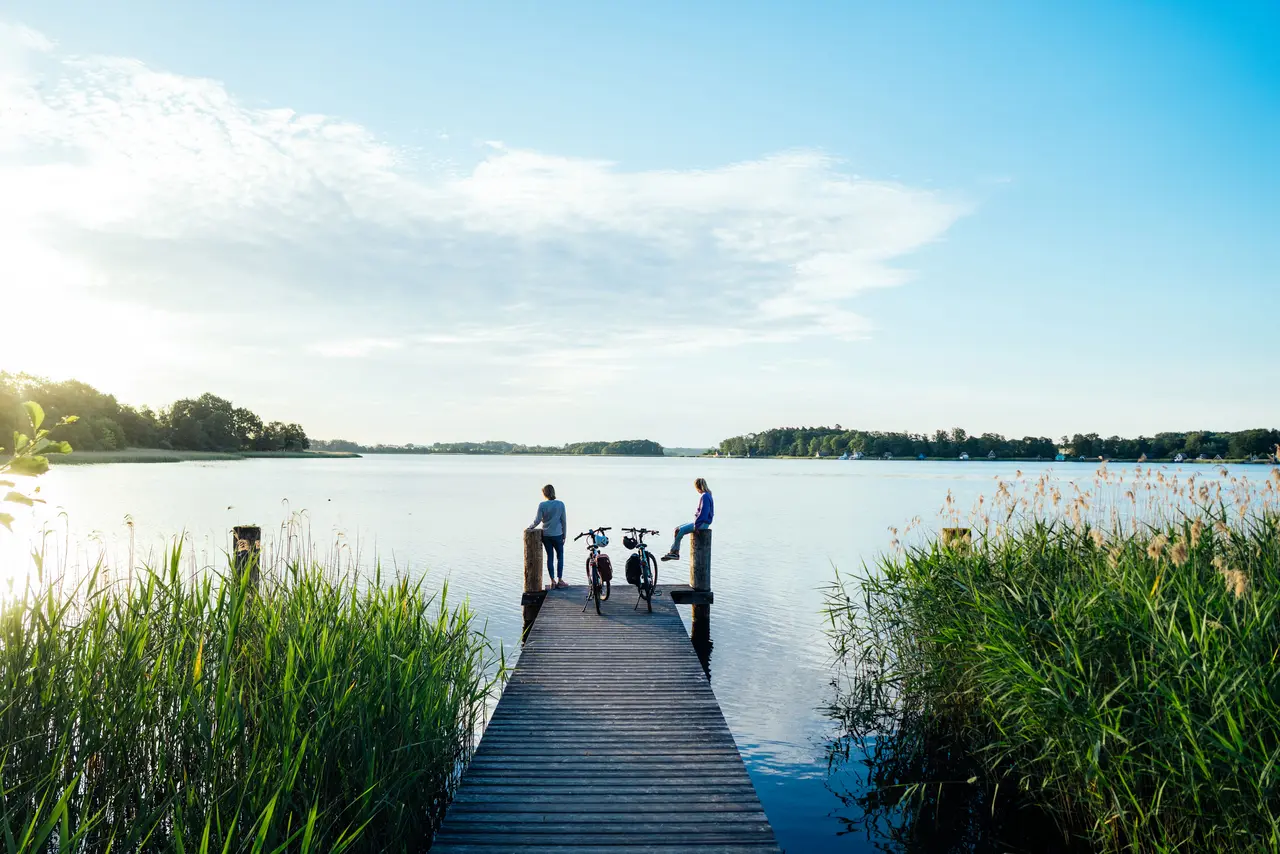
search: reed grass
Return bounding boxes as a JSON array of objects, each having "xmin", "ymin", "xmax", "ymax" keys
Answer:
[
  {"xmin": 826, "ymin": 468, "xmax": 1280, "ymax": 852},
  {"xmin": 0, "ymin": 549, "xmax": 498, "ymax": 852}
]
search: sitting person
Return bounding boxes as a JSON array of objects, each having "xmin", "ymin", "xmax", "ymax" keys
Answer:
[{"xmin": 661, "ymin": 477, "xmax": 713, "ymax": 561}]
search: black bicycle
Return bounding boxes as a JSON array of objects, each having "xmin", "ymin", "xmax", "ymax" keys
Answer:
[
  {"xmin": 575, "ymin": 527, "xmax": 612, "ymax": 614},
  {"xmin": 622, "ymin": 527, "xmax": 659, "ymax": 612}
]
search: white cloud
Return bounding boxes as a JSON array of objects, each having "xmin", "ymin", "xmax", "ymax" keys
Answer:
[{"xmin": 0, "ymin": 21, "xmax": 968, "ymax": 440}]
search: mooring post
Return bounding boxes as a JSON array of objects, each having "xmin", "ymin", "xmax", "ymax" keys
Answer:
[
  {"xmin": 522, "ymin": 528, "xmax": 545, "ymax": 640},
  {"xmin": 523, "ymin": 529, "xmax": 545, "ymax": 594},
  {"xmin": 689, "ymin": 528, "xmax": 712, "ymax": 592},
  {"xmin": 232, "ymin": 525, "xmax": 261, "ymax": 587},
  {"xmin": 942, "ymin": 527, "xmax": 972, "ymax": 552},
  {"xmin": 689, "ymin": 528, "xmax": 712, "ymax": 671}
]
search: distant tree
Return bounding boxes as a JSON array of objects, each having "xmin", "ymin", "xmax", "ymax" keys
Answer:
[{"xmin": 232, "ymin": 408, "xmax": 264, "ymax": 450}]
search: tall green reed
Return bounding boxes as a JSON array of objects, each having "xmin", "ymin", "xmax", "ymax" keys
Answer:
[
  {"xmin": 827, "ymin": 469, "xmax": 1280, "ymax": 853},
  {"xmin": 1, "ymin": 547, "xmax": 498, "ymax": 852}
]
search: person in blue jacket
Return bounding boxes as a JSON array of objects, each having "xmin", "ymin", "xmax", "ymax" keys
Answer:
[{"xmin": 661, "ymin": 477, "xmax": 713, "ymax": 561}]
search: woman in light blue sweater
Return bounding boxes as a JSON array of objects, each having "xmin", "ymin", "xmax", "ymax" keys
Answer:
[{"xmin": 526, "ymin": 483, "xmax": 568, "ymax": 588}]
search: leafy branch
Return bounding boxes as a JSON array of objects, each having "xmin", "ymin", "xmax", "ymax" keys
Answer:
[{"xmin": 0, "ymin": 401, "xmax": 76, "ymax": 531}]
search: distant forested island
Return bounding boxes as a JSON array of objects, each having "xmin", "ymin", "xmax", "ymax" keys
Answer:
[
  {"xmin": 717, "ymin": 426, "xmax": 1280, "ymax": 461},
  {"xmin": 1, "ymin": 373, "xmax": 311, "ymax": 453},
  {"xmin": 312, "ymin": 439, "xmax": 665, "ymax": 457}
]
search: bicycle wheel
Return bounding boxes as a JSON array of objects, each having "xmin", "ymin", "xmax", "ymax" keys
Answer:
[
  {"xmin": 644, "ymin": 552, "xmax": 658, "ymax": 612},
  {"xmin": 587, "ymin": 557, "xmax": 602, "ymax": 614},
  {"xmin": 637, "ymin": 556, "xmax": 652, "ymax": 601}
]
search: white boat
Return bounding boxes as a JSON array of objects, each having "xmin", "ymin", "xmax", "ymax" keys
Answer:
[
  {"xmin": 959, "ymin": 452, "xmax": 970, "ymax": 461},
  {"xmin": 851, "ymin": 451, "xmax": 865, "ymax": 460}
]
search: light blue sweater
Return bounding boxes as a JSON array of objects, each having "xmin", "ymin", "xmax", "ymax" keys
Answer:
[{"xmin": 530, "ymin": 499, "xmax": 567, "ymax": 537}]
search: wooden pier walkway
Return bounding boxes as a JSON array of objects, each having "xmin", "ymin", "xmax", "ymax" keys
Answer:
[{"xmin": 433, "ymin": 585, "xmax": 779, "ymax": 852}]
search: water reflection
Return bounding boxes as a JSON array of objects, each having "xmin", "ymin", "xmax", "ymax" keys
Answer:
[
  {"xmin": 824, "ymin": 694, "xmax": 1095, "ymax": 853},
  {"xmin": 691, "ymin": 603, "xmax": 713, "ymax": 679}
]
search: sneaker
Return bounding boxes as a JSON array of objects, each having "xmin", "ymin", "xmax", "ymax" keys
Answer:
[{"xmin": 660, "ymin": 552, "xmax": 680, "ymax": 562}]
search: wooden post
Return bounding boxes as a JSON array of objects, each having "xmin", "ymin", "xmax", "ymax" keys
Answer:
[
  {"xmin": 232, "ymin": 525, "xmax": 261, "ymax": 587},
  {"xmin": 689, "ymin": 528, "xmax": 712, "ymax": 674},
  {"xmin": 942, "ymin": 527, "xmax": 972, "ymax": 552},
  {"xmin": 522, "ymin": 528, "xmax": 545, "ymax": 641},
  {"xmin": 689, "ymin": 528, "xmax": 712, "ymax": 591},
  {"xmin": 523, "ymin": 529, "xmax": 544, "ymax": 594}
]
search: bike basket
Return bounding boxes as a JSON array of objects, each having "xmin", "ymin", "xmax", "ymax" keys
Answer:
[
  {"xmin": 625, "ymin": 553, "xmax": 642, "ymax": 586},
  {"xmin": 622, "ymin": 535, "xmax": 638, "ymax": 550},
  {"xmin": 596, "ymin": 553, "xmax": 614, "ymax": 582}
]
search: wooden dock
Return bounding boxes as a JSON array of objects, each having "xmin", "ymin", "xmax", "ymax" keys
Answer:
[{"xmin": 432, "ymin": 585, "xmax": 779, "ymax": 852}]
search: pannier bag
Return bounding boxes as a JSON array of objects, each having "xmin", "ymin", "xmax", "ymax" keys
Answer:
[
  {"xmin": 625, "ymin": 554, "xmax": 643, "ymax": 586},
  {"xmin": 596, "ymin": 554, "xmax": 614, "ymax": 582}
]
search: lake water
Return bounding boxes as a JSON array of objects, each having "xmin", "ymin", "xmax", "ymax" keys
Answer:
[{"xmin": 0, "ymin": 456, "xmax": 1263, "ymax": 851}]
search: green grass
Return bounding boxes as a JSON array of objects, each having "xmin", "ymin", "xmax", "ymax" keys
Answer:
[
  {"xmin": 48, "ymin": 449, "xmax": 361, "ymax": 465},
  {"xmin": 0, "ymin": 551, "xmax": 497, "ymax": 852},
  {"xmin": 826, "ymin": 476, "xmax": 1280, "ymax": 852}
]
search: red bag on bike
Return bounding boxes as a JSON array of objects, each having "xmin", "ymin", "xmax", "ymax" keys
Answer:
[{"xmin": 596, "ymin": 553, "xmax": 614, "ymax": 582}]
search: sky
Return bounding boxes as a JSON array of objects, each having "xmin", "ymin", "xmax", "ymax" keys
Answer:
[{"xmin": 0, "ymin": 1, "xmax": 1276, "ymax": 446}]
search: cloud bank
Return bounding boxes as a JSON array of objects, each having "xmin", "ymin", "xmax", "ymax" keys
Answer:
[{"xmin": 0, "ymin": 21, "xmax": 966, "ymax": 441}]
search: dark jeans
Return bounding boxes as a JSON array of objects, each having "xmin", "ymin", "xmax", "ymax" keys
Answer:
[{"xmin": 542, "ymin": 534, "xmax": 565, "ymax": 580}]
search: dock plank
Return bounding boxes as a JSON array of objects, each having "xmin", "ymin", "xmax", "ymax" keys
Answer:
[{"xmin": 432, "ymin": 586, "xmax": 778, "ymax": 851}]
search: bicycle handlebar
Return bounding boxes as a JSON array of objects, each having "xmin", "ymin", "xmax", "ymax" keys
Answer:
[
  {"xmin": 622, "ymin": 527, "xmax": 660, "ymax": 535},
  {"xmin": 573, "ymin": 526, "xmax": 612, "ymax": 542}
]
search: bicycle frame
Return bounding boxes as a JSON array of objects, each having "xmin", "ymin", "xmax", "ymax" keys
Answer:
[
  {"xmin": 622, "ymin": 527, "xmax": 659, "ymax": 611},
  {"xmin": 575, "ymin": 527, "xmax": 610, "ymax": 613}
]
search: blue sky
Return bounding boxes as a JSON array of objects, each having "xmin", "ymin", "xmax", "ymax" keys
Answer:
[{"xmin": 1, "ymin": 1, "xmax": 1276, "ymax": 445}]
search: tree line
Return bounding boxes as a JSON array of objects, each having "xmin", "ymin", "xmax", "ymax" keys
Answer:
[
  {"xmin": 1, "ymin": 374, "xmax": 311, "ymax": 453},
  {"xmin": 717, "ymin": 426, "xmax": 1280, "ymax": 461},
  {"xmin": 312, "ymin": 439, "xmax": 665, "ymax": 456}
]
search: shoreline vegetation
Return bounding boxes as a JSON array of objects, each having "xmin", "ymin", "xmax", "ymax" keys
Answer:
[
  {"xmin": 824, "ymin": 468, "xmax": 1280, "ymax": 852},
  {"xmin": 0, "ymin": 551, "xmax": 498, "ymax": 851},
  {"xmin": 312, "ymin": 438, "xmax": 667, "ymax": 456},
  {"xmin": 2, "ymin": 374, "xmax": 311, "ymax": 455},
  {"xmin": 48, "ymin": 448, "xmax": 361, "ymax": 465},
  {"xmin": 718, "ymin": 425, "xmax": 1280, "ymax": 463}
]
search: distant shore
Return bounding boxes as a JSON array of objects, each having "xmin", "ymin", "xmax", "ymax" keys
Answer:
[
  {"xmin": 713, "ymin": 454, "xmax": 1276, "ymax": 464},
  {"xmin": 49, "ymin": 449, "xmax": 362, "ymax": 465}
]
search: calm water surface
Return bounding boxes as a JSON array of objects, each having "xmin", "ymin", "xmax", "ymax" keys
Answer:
[{"xmin": 1, "ymin": 456, "xmax": 1261, "ymax": 851}]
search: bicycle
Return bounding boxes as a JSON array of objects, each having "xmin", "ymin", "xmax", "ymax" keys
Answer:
[
  {"xmin": 574, "ymin": 527, "xmax": 612, "ymax": 614},
  {"xmin": 621, "ymin": 527, "xmax": 659, "ymax": 612}
]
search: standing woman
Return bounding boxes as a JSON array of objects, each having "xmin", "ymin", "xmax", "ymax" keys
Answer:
[
  {"xmin": 661, "ymin": 477, "xmax": 713, "ymax": 561},
  {"xmin": 527, "ymin": 484, "xmax": 568, "ymax": 588}
]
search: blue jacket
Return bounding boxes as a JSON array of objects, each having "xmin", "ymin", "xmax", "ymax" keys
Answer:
[{"xmin": 694, "ymin": 491, "xmax": 714, "ymax": 527}]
